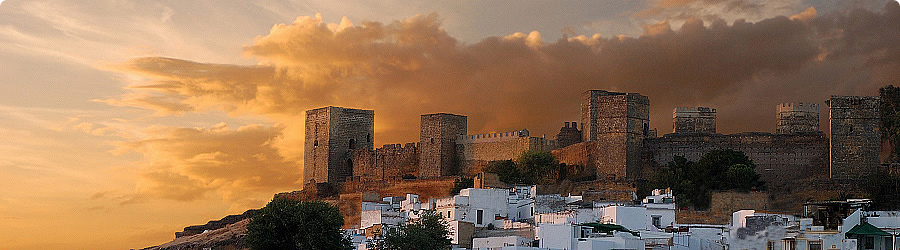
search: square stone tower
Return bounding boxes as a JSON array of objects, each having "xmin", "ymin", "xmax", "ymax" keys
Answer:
[
  {"xmin": 304, "ymin": 106, "xmax": 374, "ymax": 184},
  {"xmin": 419, "ymin": 113, "xmax": 467, "ymax": 177},
  {"xmin": 673, "ymin": 107, "xmax": 717, "ymax": 134},
  {"xmin": 581, "ymin": 90, "xmax": 650, "ymax": 180},
  {"xmin": 827, "ymin": 96, "xmax": 881, "ymax": 179},
  {"xmin": 776, "ymin": 102, "xmax": 819, "ymax": 134}
]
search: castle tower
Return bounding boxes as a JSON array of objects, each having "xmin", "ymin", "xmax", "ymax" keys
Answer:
[
  {"xmin": 827, "ymin": 96, "xmax": 881, "ymax": 179},
  {"xmin": 581, "ymin": 90, "xmax": 650, "ymax": 180},
  {"xmin": 673, "ymin": 107, "xmax": 717, "ymax": 134},
  {"xmin": 419, "ymin": 113, "xmax": 467, "ymax": 177},
  {"xmin": 556, "ymin": 121, "xmax": 583, "ymax": 148},
  {"xmin": 304, "ymin": 106, "xmax": 374, "ymax": 184},
  {"xmin": 776, "ymin": 102, "xmax": 819, "ymax": 134}
]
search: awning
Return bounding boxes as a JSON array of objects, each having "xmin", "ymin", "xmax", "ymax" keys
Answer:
[
  {"xmin": 846, "ymin": 222, "xmax": 892, "ymax": 237},
  {"xmin": 580, "ymin": 222, "xmax": 640, "ymax": 237}
]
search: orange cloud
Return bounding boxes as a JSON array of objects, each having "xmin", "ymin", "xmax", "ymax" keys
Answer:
[
  {"xmin": 117, "ymin": 123, "xmax": 299, "ymax": 203},
  {"xmin": 108, "ymin": 4, "xmax": 900, "ymax": 202}
]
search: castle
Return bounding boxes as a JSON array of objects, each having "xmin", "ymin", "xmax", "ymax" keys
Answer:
[{"xmin": 303, "ymin": 90, "xmax": 882, "ymax": 187}]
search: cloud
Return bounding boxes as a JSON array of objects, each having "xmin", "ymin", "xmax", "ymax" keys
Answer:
[
  {"xmin": 634, "ymin": 0, "xmax": 807, "ymax": 29},
  {"xmin": 107, "ymin": 3, "xmax": 900, "ymax": 201},
  {"xmin": 116, "ymin": 123, "xmax": 300, "ymax": 203}
]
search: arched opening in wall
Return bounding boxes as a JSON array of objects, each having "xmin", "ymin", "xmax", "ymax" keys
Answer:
[
  {"xmin": 314, "ymin": 140, "xmax": 319, "ymax": 147},
  {"xmin": 347, "ymin": 158, "xmax": 353, "ymax": 176},
  {"xmin": 367, "ymin": 134, "xmax": 371, "ymax": 143},
  {"xmin": 349, "ymin": 139, "xmax": 356, "ymax": 149}
]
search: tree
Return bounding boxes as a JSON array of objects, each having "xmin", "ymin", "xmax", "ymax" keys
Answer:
[
  {"xmin": 516, "ymin": 150, "xmax": 559, "ymax": 185},
  {"xmin": 246, "ymin": 198, "xmax": 352, "ymax": 250},
  {"xmin": 376, "ymin": 210, "xmax": 452, "ymax": 250},
  {"xmin": 651, "ymin": 150, "xmax": 763, "ymax": 209},
  {"xmin": 449, "ymin": 177, "xmax": 474, "ymax": 195},
  {"xmin": 865, "ymin": 171, "xmax": 900, "ymax": 210},
  {"xmin": 484, "ymin": 151, "xmax": 560, "ymax": 185},
  {"xmin": 484, "ymin": 160, "xmax": 522, "ymax": 184}
]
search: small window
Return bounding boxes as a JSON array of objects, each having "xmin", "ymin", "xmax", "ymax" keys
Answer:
[
  {"xmin": 808, "ymin": 241, "xmax": 822, "ymax": 250},
  {"xmin": 349, "ymin": 139, "xmax": 355, "ymax": 149},
  {"xmin": 367, "ymin": 134, "xmax": 371, "ymax": 143},
  {"xmin": 313, "ymin": 140, "xmax": 318, "ymax": 147},
  {"xmin": 430, "ymin": 138, "xmax": 434, "ymax": 143},
  {"xmin": 477, "ymin": 209, "xmax": 484, "ymax": 225}
]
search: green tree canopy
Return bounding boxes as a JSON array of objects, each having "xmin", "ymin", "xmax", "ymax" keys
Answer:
[
  {"xmin": 652, "ymin": 149, "xmax": 763, "ymax": 209},
  {"xmin": 449, "ymin": 177, "xmax": 474, "ymax": 195},
  {"xmin": 246, "ymin": 198, "xmax": 351, "ymax": 250},
  {"xmin": 376, "ymin": 210, "xmax": 452, "ymax": 250},
  {"xmin": 517, "ymin": 150, "xmax": 559, "ymax": 185},
  {"xmin": 484, "ymin": 150, "xmax": 559, "ymax": 185}
]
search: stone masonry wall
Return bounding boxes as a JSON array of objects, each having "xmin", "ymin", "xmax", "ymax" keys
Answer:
[
  {"xmin": 828, "ymin": 96, "xmax": 881, "ymax": 179},
  {"xmin": 419, "ymin": 113, "xmax": 467, "ymax": 177},
  {"xmin": 585, "ymin": 90, "xmax": 650, "ymax": 181},
  {"xmin": 555, "ymin": 122, "xmax": 583, "ymax": 148},
  {"xmin": 642, "ymin": 132, "xmax": 829, "ymax": 185},
  {"xmin": 304, "ymin": 106, "xmax": 374, "ymax": 184},
  {"xmin": 776, "ymin": 103, "xmax": 819, "ymax": 134},
  {"xmin": 673, "ymin": 107, "xmax": 716, "ymax": 134},
  {"xmin": 456, "ymin": 134, "xmax": 557, "ymax": 175},
  {"xmin": 353, "ymin": 143, "xmax": 418, "ymax": 182}
]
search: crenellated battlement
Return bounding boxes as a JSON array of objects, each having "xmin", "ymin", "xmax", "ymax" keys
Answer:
[
  {"xmin": 457, "ymin": 129, "xmax": 530, "ymax": 143},
  {"xmin": 777, "ymin": 102, "xmax": 818, "ymax": 113}
]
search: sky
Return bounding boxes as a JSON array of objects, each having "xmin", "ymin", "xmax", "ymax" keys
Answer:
[{"xmin": 0, "ymin": 0, "xmax": 898, "ymax": 249}]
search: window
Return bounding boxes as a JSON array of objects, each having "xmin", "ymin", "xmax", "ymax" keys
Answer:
[
  {"xmin": 864, "ymin": 236, "xmax": 874, "ymax": 250},
  {"xmin": 782, "ymin": 239, "xmax": 796, "ymax": 250},
  {"xmin": 808, "ymin": 241, "xmax": 822, "ymax": 250},
  {"xmin": 314, "ymin": 140, "xmax": 318, "ymax": 147},
  {"xmin": 477, "ymin": 209, "xmax": 484, "ymax": 225},
  {"xmin": 652, "ymin": 215, "xmax": 662, "ymax": 228},
  {"xmin": 349, "ymin": 139, "xmax": 355, "ymax": 149},
  {"xmin": 767, "ymin": 241, "xmax": 776, "ymax": 250}
]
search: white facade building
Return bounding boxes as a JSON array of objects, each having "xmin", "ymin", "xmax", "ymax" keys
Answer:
[{"xmin": 436, "ymin": 188, "xmax": 511, "ymax": 228}]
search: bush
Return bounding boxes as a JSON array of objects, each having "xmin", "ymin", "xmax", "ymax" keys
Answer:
[{"xmin": 450, "ymin": 177, "xmax": 474, "ymax": 195}]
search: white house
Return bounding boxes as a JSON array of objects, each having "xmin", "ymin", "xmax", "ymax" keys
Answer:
[{"xmin": 436, "ymin": 188, "xmax": 511, "ymax": 228}]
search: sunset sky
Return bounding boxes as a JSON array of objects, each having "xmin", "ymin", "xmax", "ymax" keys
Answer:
[{"xmin": 1, "ymin": 0, "xmax": 899, "ymax": 249}]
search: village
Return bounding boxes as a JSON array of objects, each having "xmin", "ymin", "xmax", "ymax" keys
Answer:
[
  {"xmin": 293, "ymin": 89, "xmax": 897, "ymax": 250},
  {"xmin": 350, "ymin": 184, "xmax": 897, "ymax": 250}
]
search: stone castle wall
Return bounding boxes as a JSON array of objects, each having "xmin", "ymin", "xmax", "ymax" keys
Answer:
[
  {"xmin": 642, "ymin": 132, "xmax": 829, "ymax": 185},
  {"xmin": 304, "ymin": 106, "xmax": 375, "ymax": 184},
  {"xmin": 555, "ymin": 122, "xmax": 583, "ymax": 148},
  {"xmin": 828, "ymin": 96, "xmax": 881, "ymax": 179},
  {"xmin": 352, "ymin": 143, "xmax": 419, "ymax": 182},
  {"xmin": 456, "ymin": 132, "xmax": 557, "ymax": 174},
  {"xmin": 776, "ymin": 102, "xmax": 819, "ymax": 134},
  {"xmin": 673, "ymin": 107, "xmax": 717, "ymax": 134},
  {"xmin": 552, "ymin": 141, "xmax": 597, "ymax": 173}
]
